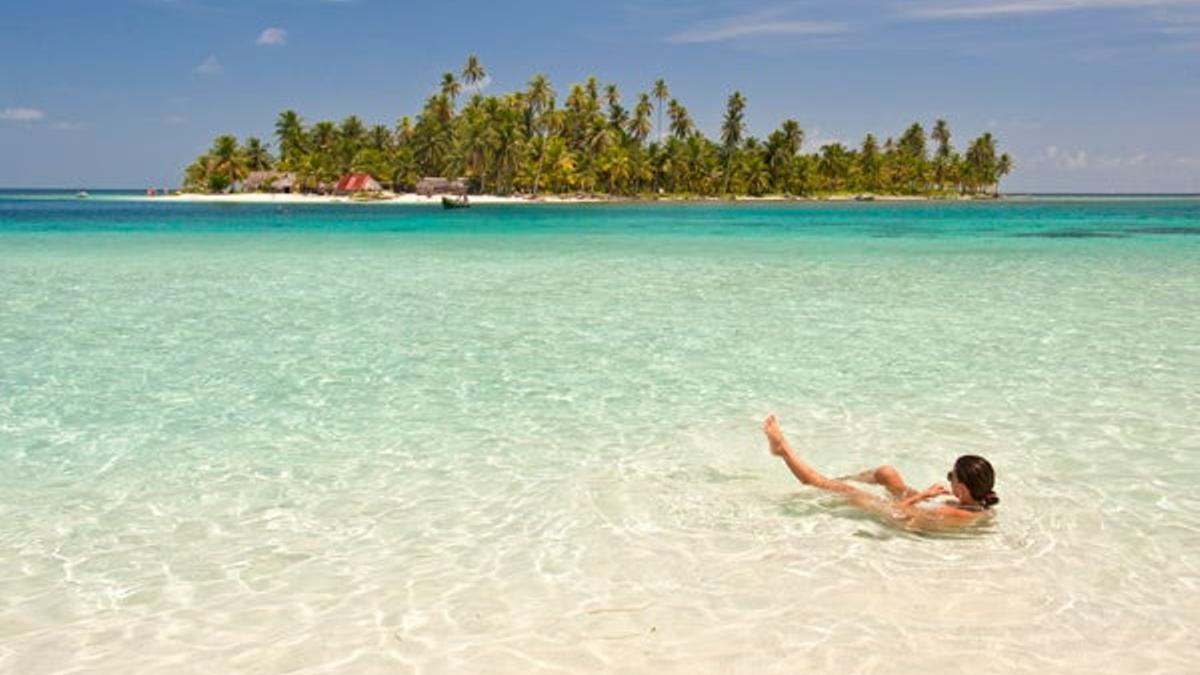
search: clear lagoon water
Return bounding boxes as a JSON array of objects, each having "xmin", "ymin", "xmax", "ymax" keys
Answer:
[{"xmin": 1, "ymin": 192, "xmax": 1198, "ymax": 673}]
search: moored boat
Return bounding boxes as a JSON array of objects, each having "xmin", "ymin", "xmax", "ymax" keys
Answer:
[{"xmin": 442, "ymin": 195, "xmax": 470, "ymax": 209}]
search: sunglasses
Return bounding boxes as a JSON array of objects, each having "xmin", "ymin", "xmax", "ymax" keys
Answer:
[{"xmin": 946, "ymin": 471, "xmax": 956, "ymax": 483}]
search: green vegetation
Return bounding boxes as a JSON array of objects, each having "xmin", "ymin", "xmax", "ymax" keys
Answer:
[{"xmin": 184, "ymin": 56, "xmax": 1013, "ymax": 197}]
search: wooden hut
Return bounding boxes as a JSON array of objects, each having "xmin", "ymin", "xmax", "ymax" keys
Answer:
[
  {"xmin": 242, "ymin": 171, "xmax": 296, "ymax": 193},
  {"xmin": 334, "ymin": 173, "xmax": 383, "ymax": 195},
  {"xmin": 415, "ymin": 177, "xmax": 469, "ymax": 196}
]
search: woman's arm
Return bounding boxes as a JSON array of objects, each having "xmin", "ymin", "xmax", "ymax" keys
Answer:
[{"xmin": 899, "ymin": 483, "xmax": 948, "ymax": 508}]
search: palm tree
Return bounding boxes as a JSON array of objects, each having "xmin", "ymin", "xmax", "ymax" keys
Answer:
[
  {"xmin": 652, "ymin": 78, "xmax": 672, "ymax": 140},
  {"xmin": 441, "ymin": 72, "xmax": 461, "ymax": 108},
  {"xmin": 629, "ymin": 93, "xmax": 652, "ymax": 144},
  {"xmin": 604, "ymin": 83, "xmax": 621, "ymax": 110},
  {"xmin": 766, "ymin": 120, "xmax": 802, "ymax": 192},
  {"xmin": 779, "ymin": 119, "xmax": 803, "ymax": 156},
  {"xmin": 242, "ymin": 137, "xmax": 273, "ymax": 171},
  {"xmin": 527, "ymin": 75, "xmax": 554, "ymax": 116},
  {"xmin": 526, "ymin": 75, "xmax": 556, "ymax": 195},
  {"xmin": 184, "ymin": 154, "xmax": 213, "ymax": 191},
  {"xmin": 720, "ymin": 91, "xmax": 746, "ymax": 192},
  {"xmin": 652, "ymin": 78, "xmax": 669, "ymax": 141},
  {"xmin": 964, "ymin": 133, "xmax": 998, "ymax": 194},
  {"xmin": 339, "ymin": 115, "xmax": 366, "ymax": 171},
  {"xmin": 209, "ymin": 134, "xmax": 248, "ymax": 186},
  {"xmin": 597, "ymin": 144, "xmax": 631, "ymax": 194},
  {"xmin": 996, "ymin": 153, "xmax": 1013, "ymax": 196},
  {"xmin": 462, "ymin": 55, "xmax": 486, "ymax": 91},
  {"xmin": 274, "ymin": 110, "xmax": 305, "ymax": 167},
  {"xmin": 932, "ymin": 119, "xmax": 951, "ymax": 158},
  {"xmin": 309, "ymin": 121, "xmax": 337, "ymax": 157},
  {"xmin": 818, "ymin": 143, "xmax": 852, "ymax": 192},
  {"xmin": 604, "ymin": 83, "xmax": 627, "ymax": 131},
  {"xmin": 585, "ymin": 76, "xmax": 600, "ymax": 107},
  {"xmin": 368, "ymin": 124, "xmax": 392, "ymax": 152},
  {"xmin": 858, "ymin": 134, "xmax": 881, "ymax": 192},
  {"xmin": 897, "ymin": 122, "xmax": 928, "ymax": 193},
  {"xmin": 395, "ymin": 116, "xmax": 414, "ymax": 145},
  {"xmin": 302, "ymin": 122, "xmax": 340, "ymax": 189},
  {"xmin": 931, "ymin": 119, "xmax": 952, "ymax": 190},
  {"xmin": 667, "ymin": 99, "xmax": 693, "ymax": 140}
]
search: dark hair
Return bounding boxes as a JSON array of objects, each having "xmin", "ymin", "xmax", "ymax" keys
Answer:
[{"xmin": 954, "ymin": 455, "xmax": 999, "ymax": 507}]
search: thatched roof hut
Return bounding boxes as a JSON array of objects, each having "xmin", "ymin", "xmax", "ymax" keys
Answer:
[
  {"xmin": 242, "ymin": 171, "xmax": 296, "ymax": 193},
  {"xmin": 415, "ymin": 177, "xmax": 469, "ymax": 196},
  {"xmin": 334, "ymin": 173, "xmax": 383, "ymax": 194}
]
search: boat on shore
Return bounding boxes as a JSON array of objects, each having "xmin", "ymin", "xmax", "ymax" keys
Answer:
[{"xmin": 442, "ymin": 195, "xmax": 470, "ymax": 209}]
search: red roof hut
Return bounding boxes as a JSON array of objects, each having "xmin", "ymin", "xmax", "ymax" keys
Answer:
[{"xmin": 334, "ymin": 173, "xmax": 383, "ymax": 194}]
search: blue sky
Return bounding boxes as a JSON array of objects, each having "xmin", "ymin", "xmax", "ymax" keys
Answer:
[{"xmin": 2, "ymin": 0, "xmax": 1199, "ymax": 191}]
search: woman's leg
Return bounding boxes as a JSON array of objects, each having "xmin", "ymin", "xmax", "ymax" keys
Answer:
[
  {"xmin": 763, "ymin": 415, "xmax": 866, "ymax": 497},
  {"xmin": 848, "ymin": 465, "xmax": 917, "ymax": 499}
]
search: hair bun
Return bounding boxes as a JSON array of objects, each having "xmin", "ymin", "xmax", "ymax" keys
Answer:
[{"xmin": 983, "ymin": 492, "xmax": 1000, "ymax": 507}]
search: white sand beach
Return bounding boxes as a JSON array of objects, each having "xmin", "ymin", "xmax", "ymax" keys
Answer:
[
  {"xmin": 157, "ymin": 192, "xmax": 977, "ymax": 205},
  {"xmin": 160, "ymin": 192, "xmax": 606, "ymax": 205}
]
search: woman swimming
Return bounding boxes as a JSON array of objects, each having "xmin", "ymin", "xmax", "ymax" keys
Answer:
[{"xmin": 763, "ymin": 414, "xmax": 998, "ymax": 528}]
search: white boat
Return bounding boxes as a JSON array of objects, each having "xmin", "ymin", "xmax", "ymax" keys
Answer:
[{"xmin": 76, "ymin": 190, "xmax": 89, "ymax": 199}]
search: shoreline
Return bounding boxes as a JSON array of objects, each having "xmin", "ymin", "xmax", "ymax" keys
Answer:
[{"xmin": 155, "ymin": 192, "xmax": 995, "ymax": 205}]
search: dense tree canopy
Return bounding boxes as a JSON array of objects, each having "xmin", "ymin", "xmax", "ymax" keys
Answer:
[{"xmin": 184, "ymin": 58, "xmax": 1013, "ymax": 197}]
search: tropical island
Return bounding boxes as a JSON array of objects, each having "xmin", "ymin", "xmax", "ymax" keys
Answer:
[{"xmin": 182, "ymin": 56, "xmax": 1012, "ymax": 201}]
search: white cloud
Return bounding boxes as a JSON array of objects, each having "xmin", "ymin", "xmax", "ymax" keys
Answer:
[
  {"xmin": 1044, "ymin": 145, "xmax": 1153, "ymax": 171},
  {"xmin": 667, "ymin": 6, "xmax": 848, "ymax": 44},
  {"xmin": 806, "ymin": 128, "xmax": 844, "ymax": 151},
  {"xmin": 194, "ymin": 55, "xmax": 222, "ymax": 75},
  {"xmin": 669, "ymin": 20, "xmax": 849, "ymax": 43},
  {"xmin": 1046, "ymin": 145, "xmax": 1089, "ymax": 169},
  {"xmin": 1, "ymin": 107, "xmax": 46, "ymax": 121},
  {"xmin": 910, "ymin": 0, "xmax": 1200, "ymax": 20},
  {"xmin": 256, "ymin": 27, "xmax": 287, "ymax": 46}
]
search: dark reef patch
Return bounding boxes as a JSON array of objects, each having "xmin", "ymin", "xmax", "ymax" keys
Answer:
[
  {"xmin": 1012, "ymin": 230, "xmax": 1129, "ymax": 239},
  {"xmin": 1129, "ymin": 226, "xmax": 1200, "ymax": 236}
]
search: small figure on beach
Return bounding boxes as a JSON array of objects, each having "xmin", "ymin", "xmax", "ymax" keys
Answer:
[{"xmin": 763, "ymin": 414, "xmax": 998, "ymax": 529}]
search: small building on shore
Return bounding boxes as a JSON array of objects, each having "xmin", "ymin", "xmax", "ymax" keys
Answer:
[
  {"xmin": 334, "ymin": 173, "xmax": 383, "ymax": 195},
  {"xmin": 415, "ymin": 177, "xmax": 469, "ymax": 196},
  {"xmin": 242, "ymin": 171, "xmax": 296, "ymax": 193}
]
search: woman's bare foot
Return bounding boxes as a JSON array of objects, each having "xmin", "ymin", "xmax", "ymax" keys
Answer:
[{"xmin": 763, "ymin": 414, "xmax": 789, "ymax": 457}]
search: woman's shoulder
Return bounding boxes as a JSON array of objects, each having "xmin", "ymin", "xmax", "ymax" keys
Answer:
[{"xmin": 930, "ymin": 502, "xmax": 992, "ymax": 519}]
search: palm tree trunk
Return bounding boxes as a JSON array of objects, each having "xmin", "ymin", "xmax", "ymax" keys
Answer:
[{"xmin": 532, "ymin": 137, "xmax": 546, "ymax": 196}]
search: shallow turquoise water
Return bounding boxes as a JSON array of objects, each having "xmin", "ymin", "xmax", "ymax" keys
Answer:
[{"xmin": 1, "ymin": 194, "xmax": 1198, "ymax": 673}]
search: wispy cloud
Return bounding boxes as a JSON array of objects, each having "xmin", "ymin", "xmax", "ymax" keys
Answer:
[
  {"xmin": 1046, "ymin": 145, "xmax": 1090, "ymax": 169},
  {"xmin": 806, "ymin": 128, "xmax": 845, "ymax": 152},
  {"xmin": 139, "ymin": 0, "xmax": 228, "ymax": 13},
  {"xmin": 0, "ymin": 107, "xmax": 46, "ymax": 121},
  {"xmin": 256, "ymin": 27, "xmax": 287, "ymax": 46},
  {"xmin": 667, "ymin": 6, "xmax": 849, "ymax": 44},
  {"xmin": 910, "ymin": 0, "xmax": 1200, "ymax": 20},
  {"xmin": 193, "ymin": 56, "xmax": 222, "ymax": 75},
  {"xmin": 1042, "ymin": 145, "xmax": 1151, "ymax": 171}
]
